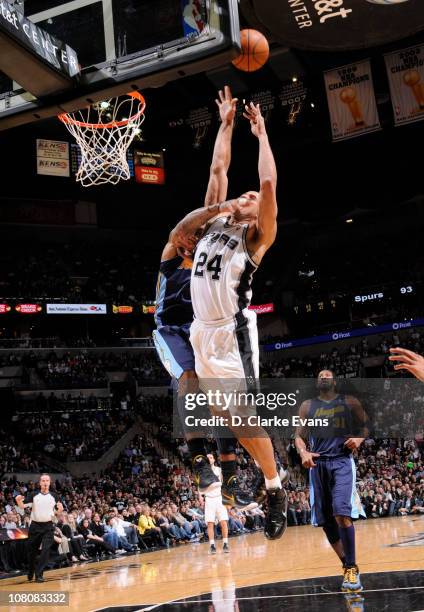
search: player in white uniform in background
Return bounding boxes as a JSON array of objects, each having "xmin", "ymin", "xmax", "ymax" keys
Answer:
[
  {"xmin": 172, "ymin": 101, "xmax": 287, "ymax": 540},
  {"xmin": 205, "ymin": 453, "xmax": 230, "ymax": 555}
]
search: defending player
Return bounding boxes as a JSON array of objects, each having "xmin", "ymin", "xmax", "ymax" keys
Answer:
[
  {"xmin": 295, "ymin": 370, "xmax": 368, "ymax": 592},
  {"xmin": 153, "ymin": 87, "xmax": 252, "ymax": 507}
]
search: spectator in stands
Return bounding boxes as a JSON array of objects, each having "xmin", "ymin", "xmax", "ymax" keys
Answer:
[
  {"xmin": 90, "ymin": 513, "xmax": 119, "ymax": 553},
  {"xmin": 105, "ymin": 516, "xmax": 136, "ymax": 552},
  {"xmin": 170, "ymin": 503, "xmax": 200, "ymax": 540},
  {"xmin": 157, "ymin": 509, "xmax": 186, "ymax": 543},
  {"xmin": 78, "ymin": 519, "xmax": 115, "ymax": 557},
  {"xmin": 57, "ymin": 513, "xmax": 89, "ymax": 562},
  {"xmin": 137, "ymin": 505, "xmax": 166, "ymax": 548}
]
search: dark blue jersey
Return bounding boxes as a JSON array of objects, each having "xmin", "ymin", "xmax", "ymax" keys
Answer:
[
  {"xmin": 308, "ymin": 394, "xmax": 353, "ymax": 459},
  {"xmin": 154, "ymin": 256, "xmax": 193, "ymax": 327}
]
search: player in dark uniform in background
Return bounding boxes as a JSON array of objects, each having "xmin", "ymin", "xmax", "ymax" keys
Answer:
[
  {"xmin": 153, "ymin": 87, "xmax": 252, "ymax": 507},
  {"xmin": 295, "ymin": 370, "xmax": 367, "ymax": 592}
]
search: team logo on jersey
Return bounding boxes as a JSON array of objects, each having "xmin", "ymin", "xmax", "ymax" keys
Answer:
[{"xmin": 205, "ymin": 231, "xmax": 239, "ymax": 250}]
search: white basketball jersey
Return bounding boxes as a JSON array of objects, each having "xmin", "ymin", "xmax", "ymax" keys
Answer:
[{"xmin": 191, "ymin": 216, "xmax": 257, "ymax": 322}]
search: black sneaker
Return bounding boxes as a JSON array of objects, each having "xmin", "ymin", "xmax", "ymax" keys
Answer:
[
  {"xmin": 27, "ymin": 571, "xmax": 34, "ymax": 582},
  {"xmin": 264, "ymin": 487, "xmax": 288, "ymax": 540},
  {"xmin": 192, "ymin": 455, "xmax": 220, "ymax": 492},
  {"xmin": 192, "ymin": 455, "xmax": 221, "ymax": 493},
  {"xmin": 222, "ymin": 476, "xmax": 254, "ymax": 508},
  {"xmin": 209, "ymin": 544, "xmax": 217, "ymax": 555},
  {"xmin": 35, "ymin": 575, "xmax": 45, "ymax": 583},
  {"xmin": 254, "ymin": 465, "xmax": 290, "ymax": 505},
  {"xmin": 223, "ymin": 543, "xmax": 230, "ymax": 554}
]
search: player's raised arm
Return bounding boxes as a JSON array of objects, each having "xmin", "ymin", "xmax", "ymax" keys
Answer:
[
  {"xmin": 204, "ymin": 86, "xmax": 238, "ymax": 208},
  {"xmin": 244, "ymin": 102, "xmax": 278, "ymax": 253}
]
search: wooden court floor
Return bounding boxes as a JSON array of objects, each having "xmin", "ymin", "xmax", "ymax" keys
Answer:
[{"xmin": 1, "ymin": 516, "xmax": 423, "ymax": 612}]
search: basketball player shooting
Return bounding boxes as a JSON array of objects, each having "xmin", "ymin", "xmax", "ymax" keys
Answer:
[
  {"xmin": 171, "ymin": 101, "xmax": 288, "ymax": 540},
  {"xmin": 153, "ymin": 87, "xmax": 253, "ymax": 508},
  {"xmin": 295, "ymin": 370, "xmax": 368, "ymax": 592}
]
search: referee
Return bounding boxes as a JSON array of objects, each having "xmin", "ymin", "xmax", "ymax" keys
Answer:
[{"xmin": 16, "ymin": 473, "xmax": 63, "ymax": 583}]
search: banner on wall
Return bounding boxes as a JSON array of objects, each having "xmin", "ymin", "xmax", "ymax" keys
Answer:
[
  {"xmin": 46, "ymin": 304, "xmax": 107, "ymax": 314},
  {"xmin": 36, "ymin": 139, "xmax": 70, "ymax": 177},
  {"xmin": 324, "ymin": 60, "xmax": 381, "ymax": 142},
  {"xmin": 15, "ymin": 304, "xmax": 42, "ymax": 314},
  {"xmin": 263, "ymin": 317, "xmax": 424, "ymax": 352},
  {"xmin": 113, "ymin": 305, "xmax": 134, "ymax": 314},
  {"xmin": 385, "ymin": 45, "xmax": 424, "ymax": 126},
  {"xmin": 249, "ymin": 303, "xmax": 275, "ymax": 315},
  {"xmin": 142, "ymin": 304, "xmax": 156, "ymax": 314},
  {"xmin": 134, "ymin": 151, "xmax": 165, "ymax": 185},
  {"xmin": 0, "ymin": 304, "xmax": 10, "ymax": 314}
]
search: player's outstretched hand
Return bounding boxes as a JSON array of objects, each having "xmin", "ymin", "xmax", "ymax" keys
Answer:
[
  {"xmin": 243, "ymin": 102, "xmax": 266, "ymax": 138},
  {"xmin": 344, "ymin": 438, "xmax": 364, "ymax": 451},
  {"xmin": 300, "ymin": 450, "xmax": 320, "ymax": 468},
  {"xmin": 389, "ymin": 347, "xmax": 424, "ymax": 382},
  {"xmin": 215, "ymin": 85, "xmax": 238, "ymax": 125},
  {"xmin": 172, "ymin": 229, "xmax": 198, "ymax": 254}
]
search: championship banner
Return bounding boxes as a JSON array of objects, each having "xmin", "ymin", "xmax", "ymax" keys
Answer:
[
  {"xmin": 279, "ymin": 80, "xmax": 308, "ymax": 125},
  {"xmin": 134, "ymin": 151, "xmax": 165, "ymax": 185},
  {"xmin": 36, "ymin": 139, "xmax": 70, "ymax": 177},
  {"xmin": 249, "ymin": 303, "xmax": 275, "ymax": 315},
  {"xmin": 324, "ymin": 60, "xmax": 381, "ymax": 142},
  {"xmin": 46, "ymin": 304, "xmax": 107, "ymax": 314},
  {"xmin": 385, "ymin": 45, "xmax": 424, "ymax": 126}
]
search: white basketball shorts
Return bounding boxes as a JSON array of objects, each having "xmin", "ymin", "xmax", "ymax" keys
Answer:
[{"xmin": 204, "ymin": 495, "xmax": 229, "ymax": 524}]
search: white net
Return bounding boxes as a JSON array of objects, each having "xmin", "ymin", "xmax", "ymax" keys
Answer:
[{"xmin": 59, "ymin": 92, "xmax": 146, "ymax": 187}]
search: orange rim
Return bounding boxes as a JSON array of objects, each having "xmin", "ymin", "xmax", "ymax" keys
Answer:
[{"xmin": 58, "ymin": 91, "xmax": 146, "ymax": 129}]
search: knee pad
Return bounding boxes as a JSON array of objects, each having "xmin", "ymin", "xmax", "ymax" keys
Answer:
[{"xmin": 323, "ymin": 519, "xmax": 340, "ymax": 544}]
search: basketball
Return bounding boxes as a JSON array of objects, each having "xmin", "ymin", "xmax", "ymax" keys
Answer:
[{"xmin": 232, "ymin": 29, "xmax": 270, "ymax": 72}]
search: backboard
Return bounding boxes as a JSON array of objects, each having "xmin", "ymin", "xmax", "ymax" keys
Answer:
[{"xmin": 0, "ymin": 0, "xmax": 240, "ymax": 129}]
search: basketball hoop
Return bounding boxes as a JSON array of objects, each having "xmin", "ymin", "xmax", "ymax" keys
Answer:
[{"xmin": 58, "ymin": 91, "xmax": 146, "ymax": 187}]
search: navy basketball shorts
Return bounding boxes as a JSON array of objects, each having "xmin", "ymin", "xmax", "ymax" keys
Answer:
[
  {"xmin": 309, "ymin": 456, "xmax": 366, "ymax": 526},
  {"xmin": 153, "ymin": 323, "xmax": 195, "ymax": 380}
]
